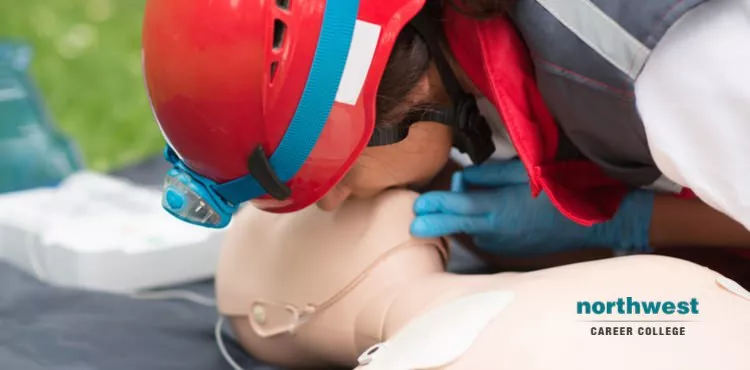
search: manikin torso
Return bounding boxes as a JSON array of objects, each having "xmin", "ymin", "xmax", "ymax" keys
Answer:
[{"xmin": 216, "ymin": 190, "xmax": 750, "ymax": 370}]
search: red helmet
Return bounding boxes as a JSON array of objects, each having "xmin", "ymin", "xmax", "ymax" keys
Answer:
[{"xmin": 142, "ymin": 0, "xmax": 427, "ymax": 215}]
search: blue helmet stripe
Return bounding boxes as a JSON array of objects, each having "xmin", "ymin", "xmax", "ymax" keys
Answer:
[{"xmin": 213, "ymin": 0, "xmax": 360, "ymax": 205}]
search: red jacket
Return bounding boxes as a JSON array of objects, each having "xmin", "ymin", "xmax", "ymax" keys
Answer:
[{"xmin": 444, "ymin": 9, "xmax": 635, "ymax": 226}]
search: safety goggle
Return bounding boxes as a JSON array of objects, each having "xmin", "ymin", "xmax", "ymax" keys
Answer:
[{"xmin": 160, "ymin": 146, "xmax": 237, "ymax": 229}]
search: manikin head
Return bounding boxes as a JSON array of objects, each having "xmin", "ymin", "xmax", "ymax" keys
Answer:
[{"xmin": 142, "ymin": 0, "xmax": 511, "ymax": 227}]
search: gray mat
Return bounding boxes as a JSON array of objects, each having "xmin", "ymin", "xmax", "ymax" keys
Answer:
[
  {"xmin": 0, "ymin": 156, "xmax": 488, "ymax": 370},
  {"xmin": 0, "ymin": 262, "xmax": 271, "ymax": 370}
]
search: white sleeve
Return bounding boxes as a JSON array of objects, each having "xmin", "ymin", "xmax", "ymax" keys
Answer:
[{"xmin": 635, "ymin": 0, "xmax": 750, "ymax": 230}]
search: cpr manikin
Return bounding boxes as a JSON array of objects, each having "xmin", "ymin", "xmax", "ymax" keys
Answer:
[{"xmin": 216, "ymin": 190, "xmax": 750, "ymax": 370}]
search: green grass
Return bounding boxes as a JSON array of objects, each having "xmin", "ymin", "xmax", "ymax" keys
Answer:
[{"xmin": 1, "ymin": 0, "xmax": 164, "ymax": 172}]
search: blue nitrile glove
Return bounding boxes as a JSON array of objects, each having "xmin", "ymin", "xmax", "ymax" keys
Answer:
[{"xmin": 411, "ymin": 160, "xmax": 655, "ymax": 256}]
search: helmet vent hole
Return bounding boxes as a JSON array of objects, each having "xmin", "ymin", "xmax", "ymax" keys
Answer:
[
  {"xmin": 273, "ymin": 19, "xmax": 286, "ymax": 49},
  {"xmin": 270, "ymin": 61, "xmax": 279, "ymax": 82},
  {"xmin": 275, "ymin": 0, "xmax": 290, "ymax": 10}
]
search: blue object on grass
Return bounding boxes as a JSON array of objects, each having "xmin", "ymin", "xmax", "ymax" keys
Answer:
[{"xmin": 0, "ymin": 41, "xmax": 83, "ymax": 194}]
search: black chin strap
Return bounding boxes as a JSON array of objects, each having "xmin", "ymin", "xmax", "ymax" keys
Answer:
[{"xmin": 368, "ymin": 0, "xmax": 495, "ymax": 164}]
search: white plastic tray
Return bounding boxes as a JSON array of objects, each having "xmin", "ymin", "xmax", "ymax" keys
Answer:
[{"xmin": 0, "ymin": 171, "xmax": 225, "ymax": 293}]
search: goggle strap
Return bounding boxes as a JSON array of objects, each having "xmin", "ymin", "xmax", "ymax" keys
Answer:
[
  {"xmin": 367, "ymin": 109, "xmax": 449, "ymax": 147},
  {"xmin": 368, "ymin": 124, "xmax": 411, "ymax": 146}
]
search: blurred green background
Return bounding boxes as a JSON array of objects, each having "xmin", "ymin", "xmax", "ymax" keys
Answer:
[{"xmin": 1, "ymin": 0, "xmax": 163, "ymax": 172}]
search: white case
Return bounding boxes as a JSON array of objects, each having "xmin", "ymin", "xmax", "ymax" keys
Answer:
[{"xmin": 0, "ymin": 171, "xmax": 225, "ymax": 294}]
